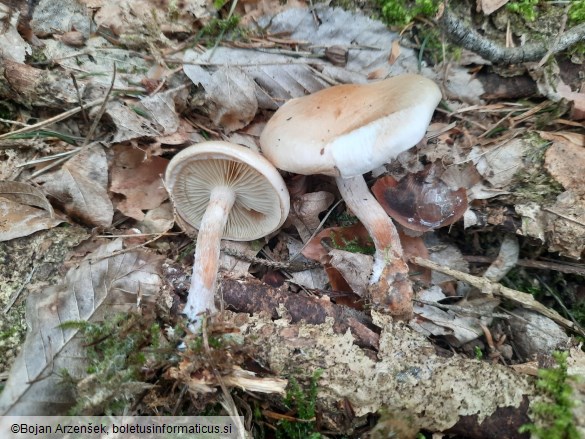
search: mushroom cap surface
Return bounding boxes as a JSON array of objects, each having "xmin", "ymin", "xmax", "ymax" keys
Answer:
[
  {"xmin": 260, "ymin": 74, "xmax": 442, "ymax": 178},
  {"xmin": 165, "ymin": 141, "xmax": 290, "ymax": 241}
]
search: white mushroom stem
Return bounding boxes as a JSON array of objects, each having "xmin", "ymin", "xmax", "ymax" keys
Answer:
[
  {"xmin": 184, "ymin": 186, "xmax": 236, "ymax": 324},
  {"xmin": 335, "ymin": 175, "xmax": 413, "ymax": 317}
]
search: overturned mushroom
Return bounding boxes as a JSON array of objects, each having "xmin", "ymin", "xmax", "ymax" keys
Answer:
[
  {"xmin": 165, "ymin": 141, "xmax": 290, "ymax": 325},
  {"xmin": 260, "ymin": 74, "xmax": 441, "ymax": 318}
]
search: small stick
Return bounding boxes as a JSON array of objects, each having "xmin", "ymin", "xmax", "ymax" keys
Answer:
[{"xmin": 411, "ymin": 256, "xmax": 585, "ymax": 337}]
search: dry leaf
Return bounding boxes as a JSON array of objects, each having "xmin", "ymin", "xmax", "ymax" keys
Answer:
[
  {"xmin": 0, "ymin": 181, "xmax": 54, "ymax": 214},
  {"xmin": 557, "ymin": 80, "xmax": 585, "ymax": 121},
  {"xmin": 479, "ymin": 0, "xmax": 509, "ymax": 15},
  {"xmin": 138, "ymin": 90, "xmax": 181, "ymax": 135},
  {"xmin": 482, "ymin": 235, "xmax": 519, "ymax": 281},
  {"xmin": 34, "ymin": 145, "xmax": 114, "ymax": 227},
  {"xmin": 372, "ymin": 166, "xmax": 467, "ymax": 232},
  {"xmin": 106, "ymin": 101, "xmax": 161, "ymax": 143},
  {"xmin": 388, "ymin": 39, "xmax": 401, "ymax": 65},
  {"xmin": 542, "ymin": 132, "xmax": 585, "ymax": 197},
  {"xmin": 0, "ymin": 8, "xmax": 31, "ymax": 62},
  {"xmin": 469, "ymin": 138, "xmax": 529, "ymax": 188},
  {"xmin": 410, "ymin": 286, "xmax": 498, "ymax": 346},
  {"xmin": 136, "ymin": 202, "xmax": 174, "ymax": 234},
  {"xmin": 184, "ymin": 48, "xmax": 329, "ymax": 111},
  {"xmin": 110, "ymin": 144, "xmax": 169, "ymax": 221},
  {"xmin": 546, "ymin": 191, "xmax": 585, "ymax": 259},
  {"xmin": 286, "ymin": 236, "xmax": 329, "ymax": 290},
  {"xmin": 0, "ymin": 198, "xmax": 63, "ymax": 242},
  {"xmin": 0, "ymin": 239, "xmax": 163, "ymax": 415},
  {"xmin": 290, "ymin": 191, "xmax": 335, "ymax": 243},
  {"xmin": 329, "ymin": 249, "xmax": 372, "ymax": 297}
]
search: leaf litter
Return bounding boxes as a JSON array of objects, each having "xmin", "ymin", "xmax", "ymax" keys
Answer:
[{"xmin": 1, "ymin": 0, "xmax": 585, "ymax": 435}]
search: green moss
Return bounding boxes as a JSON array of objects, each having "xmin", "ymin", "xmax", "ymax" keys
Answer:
[
  {"xmin": 63, "ymin": 312, "xmax": 169, "ymax": 415},
  {"xmin": 378, "ymin": 0, "xmax": 438, "ymax": 26},
  {"xmin": 506, "ymin": 0, "xmax": 539, "ymax": 21},
  {"xmin": 569, "ymin": 0, "xmax": 585, "ymax": 24},
  {"xmin": 330, "ymin": 231, "xmax": 376, "ymax": 255},
  {"xmin": 276, "ymin": 369, "xmax": 323, "ymax": 439},
  {"xmin": 200, "ymin": 15, "xmax": 241, "ymax": 39},
  {"xmin": 519, "ymin": 351, "xmax": 580, "ymax": 439}
]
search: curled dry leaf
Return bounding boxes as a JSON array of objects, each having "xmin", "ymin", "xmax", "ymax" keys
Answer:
[
  {"xmin": 0, "ymin": 239, "xmax": 163, "ymax": 415},
  {"xmin": 109, "ymin": 144, "xmax": 169, "ymax": 221},
  {"xmin": 410, "ymin": 286, "xmax": 496, "ymax": 346},
  {"xmin": 286, "ymin": 235, "xmax": 329, "ymax": 290},
  {"xmin": 372, "ymin": 165, "xmax": 467, "ymax": 232},
  {"xmin": 469, "ymin": 138, "xmax": 529, "ymax": 189},
  {"xmin": 136, "ymin": 202, "xmax": 174, "ymax": 234},
  {"xmin": 328, "ymin": 249, "xmax": 372, "ymax": 297},
  {"xmin": 482, "ymin": 234, "xmax": 519, "ymax": 282},
  {"xmin": 0, "ymin": 181, "xmax": 64, "ymax": 241},
  {"xmin": 302, "ymin": 223, "xmax": 374, "ymax": 294},
  {"xmin": 34, "ymin": 145, "xmax": 113, "ymax": 227},
  {"xmin": 290, "ymin": 190, "xmax": 335, "ymax": 243}
]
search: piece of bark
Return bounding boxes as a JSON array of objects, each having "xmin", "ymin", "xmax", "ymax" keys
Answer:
[
  {"xmin": 226, "ymin": 311, "xmax": 540, "ymax": 437},
  {"xmin": 477, "ymin": 71, "xmax": 538, "ymax": 100},
  {"xmin": 0, "ymin": 58, "xmax": 78, "ymax": 107},
  {"xmin": 220, "ymin": 277, "xmax": 379, "ymax": 349}
]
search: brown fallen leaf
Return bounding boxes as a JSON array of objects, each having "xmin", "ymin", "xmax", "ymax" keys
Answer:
[
  {"xmin": 0, "ymin": 197, "xmax": 63, "ymax": 242},
  {"xmin": 542, "ymin": 131, "xmax": 585, "ymax": 197},
  {"xmin": 0, "ymin": 239, "xmax": 163, "ymax": 415},
  {"xmin": 110, "ymin": 144, "xmax": 169, "ymax": 221},
  {"xmin": 35, "ymin": 145, "xmax": 113, "ymax": 227},
  {"xmin": 479, "ymin": 0, "xmax": 509, "ymax": 15}
]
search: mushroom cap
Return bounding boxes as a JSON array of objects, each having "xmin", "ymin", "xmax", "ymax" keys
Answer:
[
  {"xmin": 259, "ymin": 74, "xmax": 442, "ymax": 178},
  {"xmin": 165, "ymin": 141, "xmax": 290, "ymax": 241}
]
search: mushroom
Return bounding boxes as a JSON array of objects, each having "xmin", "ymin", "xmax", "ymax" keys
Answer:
[
  {"xmin": 260, "ymin": 74, "xmax": 441, "ymax": 318},
  {"xmin": 165, "ymin": 141, "xmax": 290, "ymax": 325}
]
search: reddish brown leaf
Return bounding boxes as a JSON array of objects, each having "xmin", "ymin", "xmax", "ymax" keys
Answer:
[{"xmin": 110, "ymin": 144, "xmax": 169, "ymax": 220}]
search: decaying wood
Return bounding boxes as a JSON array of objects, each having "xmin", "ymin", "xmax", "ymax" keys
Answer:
[
  {"xmin": 220, "ymin": 277, "xmax": 379, "ymax": 349},
  {"xmin": 225, "ymin": 310, "xmax": 538, "ymax": 439}
]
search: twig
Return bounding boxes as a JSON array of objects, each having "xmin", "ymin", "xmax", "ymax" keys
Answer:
[
  {"xmin": 3, "ymin": 266, "xmax": 36, "ymax": 314},
  {"xmin": 463, "ymin": 255, "xmax": 585, "ymax": 276},
  {"xmin": 543, "ymin": 207, "xmax": 585, "ymax": 227},
  {"xmin": 89, "ymin": 233, "xmax": 167, "ymax": 264},
  {"xmin": 221, "ymin": 247, "xmax": 321, "ymax": 272},
  {"xmin": 0, "ymin": 98, "xmax": 105, "ymax": 141},
  {"xmin": 411, "ymin": 256, "xmax": 585, "ymax": 337},
  {"xmin": 79, "ymin": 64, "xmax": 116, "ymax": 150},
  {"xmin": 289, "ymin": 198, "xmax": 343, "ymax": 261},
  {"xmin": 70, "ymin": 72, "xmax": 89, "ymax": 124},
  {"xmin": 438, "ymin": 7, "xmax": 585, "ymax": 64}
]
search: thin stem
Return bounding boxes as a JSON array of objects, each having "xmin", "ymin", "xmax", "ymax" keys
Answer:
[
  {"xmin": 335, "ymin": 175, "xmax": 403, "ymax": 282},
  {"xmin": 335, "ymin": 175, "xmax": 412, "ymax": 318},
  {"xmin": 184, "ymin": 186, "xmax": 236, "ymax": 324}
]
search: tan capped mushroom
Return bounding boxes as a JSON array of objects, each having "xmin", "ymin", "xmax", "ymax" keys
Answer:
[
  {"xmin": 260, "ymin": 74, "xmax": 441, "ymax": 318},
  {"xmin": 165, "ymin": 141, "xmax": 290, "ymax": 325}
]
